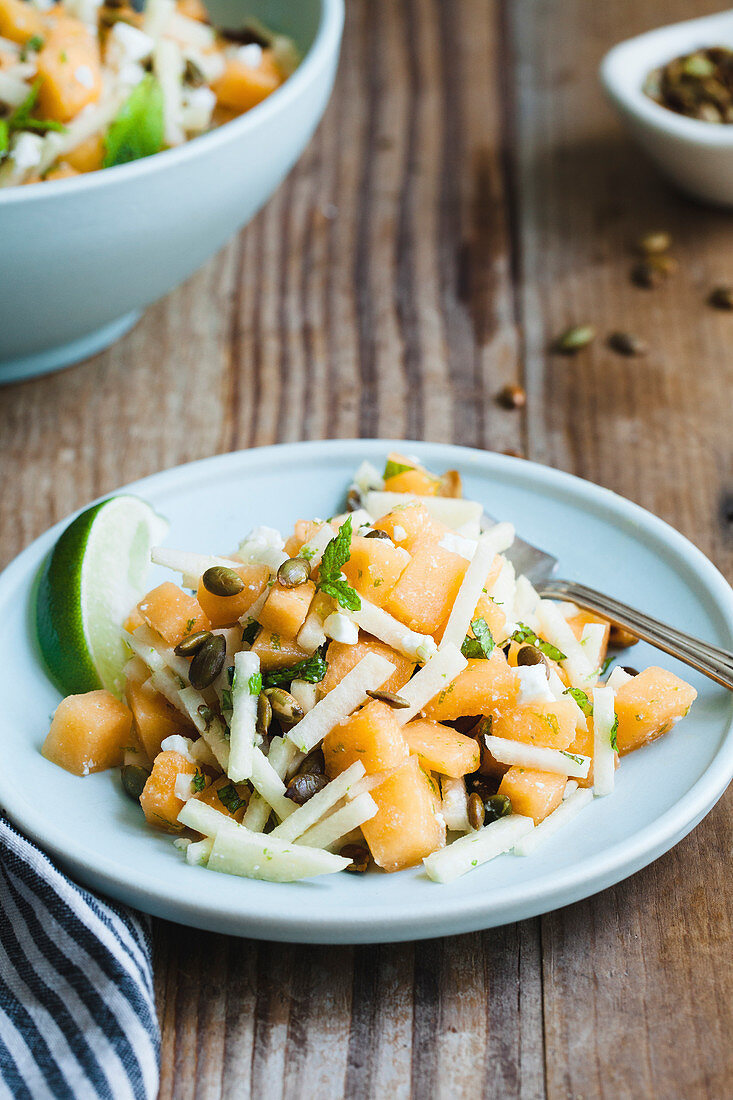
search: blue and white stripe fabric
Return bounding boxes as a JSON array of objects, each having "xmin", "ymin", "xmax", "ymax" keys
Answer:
[{"xmin": 0, "ymin": 817, "xmax": 159, "ymax": 1100}]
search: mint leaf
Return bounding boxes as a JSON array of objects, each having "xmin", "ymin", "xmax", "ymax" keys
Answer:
[
  {"xmin": 217, "ymin": 783, "xmax": 246, "ymax": 813},
  {"xmin": 241, "ymin": 620, "xmax": 259, "ymax": 645},
  {"xmin": 220, "ymin": 688, "xmax": 233, "ymax": 712},
  {"xmin": 7, "ymin": 79, "xmax": 65, "ymax": 134},
  {"xmin": 0, "ymin": 120, "xmax": 7, "ymax": 158},
  {"xmin": 320, "ymin": 578, "xmax": 361, "ymax": 612},
  {"xmin": 318, "ymin": 516, "xmax": 361, "ymax": 611},
  {"xmin": 192, "ymin": 769, "xmax": 205, "ymax": 793},
  {"xmin": 461, "ymin": 618, "xmax": 495, "ymax": 659},
  {"xmin": 511, "ymin": 623, "xmax": 566, "ymax": 663},
  {"xmin": 609, "ymin": 714, "xmax": 619, "ymax": 752},
  {"xmin": 600, "ymin": 655, "xmax": 614, "ymax": 677},
  {"xmin": 563, "ymin": 687, "xmax": 593, "ymax": 716},
  {"xmin": 383, "ymin": 459, "xmax": 414, "ymax": 480},
  {"xmin": 103, "ymin": 75, "xmax": 164, "ymax": 168},
  {"xmin": 247, "ymin": 672, "xmax": 262, "ymax": 695},
  {"xmin": 263, "ymin": 653, "xmax": 327, "ymax": 688}
]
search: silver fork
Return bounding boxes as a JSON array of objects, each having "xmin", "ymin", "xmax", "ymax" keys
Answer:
[{"xmin": 482, "ymin": 513, "xmax": 733, "ymax": 691}]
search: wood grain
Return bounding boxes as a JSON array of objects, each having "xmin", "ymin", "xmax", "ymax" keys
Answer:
[{"xmin": 0, "ymin": 1, "xmax": 731, "ymax": 1097}]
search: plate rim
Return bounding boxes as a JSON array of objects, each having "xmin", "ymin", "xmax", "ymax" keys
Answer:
[{"xmin": 1, "ymin": 438, "xmax": 732, "ymax": 943}]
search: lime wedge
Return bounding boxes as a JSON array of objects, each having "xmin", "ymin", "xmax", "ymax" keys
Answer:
[{"xmin": 35, "ymin": 495, "xmax": 169, "ymax": 697}]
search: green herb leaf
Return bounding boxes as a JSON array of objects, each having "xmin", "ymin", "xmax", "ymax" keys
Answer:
[
  {"xmin": 461, "ymin": 618, "xmax": 495, "ymax": 659},
  {"xmin": 263, "ymin": 653, "xmax": 328, "ymax": 689},
  {"xmin": 609, "ymin": 714, "xmax": 619, "ymax": 752},
  {"xmin": 248, "ymin": 672, "xmax": 262, "ymax": 695},
  {"xmin": 600, "ymin": 655, "xmax": 614, "ymax": 677},
  {"xmin": 511, "ymin": 622, "xmax": 566, "ymax": 663},
  {"xmin": 563, "ymin": 687, "xmax": 593, "ymax": 716},
  {"xmin": 241, "ymin": 620, "xmax": 260, "ymax": 645},
  {"xmin": 319, "ymin": 577, "xmax": 361, "ymax": 612},
  {"xmin": 192, "ymin": 769, "xmax": 205, "ymax": 793},
  {"xmin": 0, "ymin": 120, "xmax": 8, "ymax": 159},
  {"xmin": 7, "ymin": 79, "xmax": 66, "ymax": 134},
  {"xmin": 217, "ymin": 783, "xmax": 245, "ymax": 813},
  {"xmin": 27, "ymin": 35, "xmax": 44, "ymax": 53},
  {"xmin": 103, "ymin": 74, "xmax": 165, "ymax": 168},
  {"xmin": 220, "ymin": 689, "xmax": 233, "ymax": 712},
  {"xmin": 318, "ymin": 516, "xmax": 361, "ymax": 611},
  {"xmin": 383, "ymin": 459, "xmax": 414, "ymax": 480},
  {"xmin": 560, "ymin": 750, "xmax": 586, "ymax": 766}
]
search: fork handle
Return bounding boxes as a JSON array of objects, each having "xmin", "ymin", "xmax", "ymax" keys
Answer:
[{"xmin": 536, "ymin": 579, "xmax": 733, "ymax": 691}]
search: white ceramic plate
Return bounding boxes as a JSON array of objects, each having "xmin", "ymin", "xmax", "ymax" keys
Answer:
[{"xmin": 1, "ymin": 441, "xmax": 732, "ymax": 943}]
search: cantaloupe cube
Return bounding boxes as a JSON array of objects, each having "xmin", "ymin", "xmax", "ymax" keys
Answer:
[
  {"xmin": 342, "ymin": 535, "xmax": 409, "ymax": 608},
  {"xmin": 613, "ymin": 667, "xmax": 697, "ymax": 755},
  {"xmin": 383, "ymin": 454, "xmax": 441, "ymax": 496},
  {"xmin": 467, "ymin": 556, "xmax": 506, "ymax": 641},
  {"xmin": 212, "ymin": 50, "xmax": 282, "ymax": 112},
  {"xmin": 43, "ymin": 690, "xmax": 132, "ymax": 776},
  {"xmin": 126, "ymin": 677, "xmax": 192, "ymax": 761},
  {"xmin": 140, "ymin": 750, "xmax": 197, "ymax": 831},
  {"xmin": 403, "ymin": 719, "xmax": 479, "ymax": 777},
  {"xmin": 123, "ymin": 605, "xmax": 145, "ymax": 633},
  {"xmin": 284, "ymin": 519, "xmax": 336, "ymax": 558},
  {"xmin": 385, "ymin": 543, "xmax": 468, "ymax": 635},
  {"xmin": 65, "ymin": 133, "xmax": 105, "ymax": 174},
  {"xmin": 250, "ymin": 628, "xmax": 310, "ymax": 672},
  {"xmin": 373, "ymin": 501, "xmax": 447, "ymax": 553},
  {"xmin": 566, "ymin": 718, "xmax": 619, "ymax": 788},
  {"xmin": 322, "ymin": 634, "xmax": 415, "ymax": 696},
  {"xmin": 258, "ymin": 579, "xmax": 315, "ymax": 638},
  {"xmin": 138, "ymin": 582, "xmax": 210, "ymax": 646},
  {"xmin": 568, "ymin": 610, "xmax": 610, "ymax": 665},
  {"xmin": 423, "ymin": 650, "xmax": 519, "ymax": 721},
  {"xmin": 43, "ymin": 162, "xmax": 79, "ymax": 181},
  {"xmin": 0, "ymin": 0, "xmax": 44, "ymax": 44},
  {"xmin": 196, "ymin": 563, "xmax": 269, "ymax": 628},
  {"xmin": 362, "ymin": 756, "xmax": 445, "ymax": 871},
  {"xmin": 176, "ymin": 0, "xmax": 209, "ymax": 20},
  {"xmin": 324, "ymin": 700, "xmax": 409, "ymax": 777},
  {"xmin": 191, "ymin": 774, "xmax": 249, "ymax": 823},
  {"xmin": 497, "ymin": 766, "xmax": 565, "ymax": 824},
  {"xmin": 490, "ymin": 699, "xmax": 577, "ymax": 750},
  {"xmin": 37, "ymin": 16, "xmax": 102, "ymax": 123}
]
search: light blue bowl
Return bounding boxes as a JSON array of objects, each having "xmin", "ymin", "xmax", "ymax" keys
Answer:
[{"xmin": 0, "ymin": 0, "xmax": 344, "ymax": 383}]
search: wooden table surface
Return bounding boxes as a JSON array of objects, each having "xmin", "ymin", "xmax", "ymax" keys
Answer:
[{"xmin": 2, "ymin": 1, "xmax": 732, "ymax": 1096}]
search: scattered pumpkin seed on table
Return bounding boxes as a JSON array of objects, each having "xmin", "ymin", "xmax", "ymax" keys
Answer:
[
  {"xmin": 553, "ymin": 324, "xmax": 596, "ymax": 354},
  {"xmin": 608, "ymin": 332, "xmax": 648, "ymax": 357},
  {"xmin": 496, "ymin": 383, "xmax": 526, "ymax": 409},
  {"xmin": 709, "ymin": 286, "xmax": 733, "ymax": 310}
]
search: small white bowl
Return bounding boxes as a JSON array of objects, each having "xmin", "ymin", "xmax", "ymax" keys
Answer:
[
  {"xmin": 601, "ymin": 9, "xmax": 733, "ymax": 208},
  {"xmin": 0, "ymin": 0, "xmax": 344, "ymax": 384}
]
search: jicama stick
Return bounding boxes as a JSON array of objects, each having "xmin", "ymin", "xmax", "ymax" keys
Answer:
[
  {"xmin": 286, "ymin": 653, "xmax": 396, "ymax": 753},
  {"xmin": 484, "ymin": 734, "xmax": 591, "ymax": 779},
  {"xmin": 394, "ymin": 644, "xmax": 468, "ymax": 725},
  {"xmin": 423, "ymin": 815, "xmax": 534, "ymax": 883}
]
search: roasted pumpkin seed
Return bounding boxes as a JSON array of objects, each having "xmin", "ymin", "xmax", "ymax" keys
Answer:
[
  {"xmin": 609, "ymin": 624, "xmax": 639, "ymax": 649},
  {"xmin": 189, "ymin": 634, "xmax": 226, "ymax": 690},
  {"xmin": 277, "ymin": 557, "xmax": 311, "ymax": 588},
  {"xmin": 340, "ymin": 843, "xmax": 371, "ymax": 874},
  {"xmin": 516, "ymin": 644, "xmax": 550, "ymax": 676},
  {"xmin": 256, "ymin": 692, "xmax": 272, "ymax": 737},
  {"xmin": 467, "ymin": 792, "xmax": 485, "ymax": 831},
  {"xmin": 608, "ymin": 332, "xmax": 648, "ymax": 357},
  {"xmin": 285, "ymin": 772, "xmax": 328, "ymax": 805},
  {"xmin": 484, "ymin": 793, "xmax": 512, "ymax": 823},
  {"xmin": 709, "ymin": 285, "xmax": 733, "ymax": 310},
  {"xmin": 297, "ymin": 747, "xmax": 325, "ymax": 777},
  {"xmin": 364, "ymin": 528, "xmax": 392, "ymax": 540},
  {"xmin": 365, "ymin": 688, "xmax": 411, "ymax": 709},
  {"xmin": 439, "ymin": 469, "xmax": 463, "ymax": 498},
  {"xmin": 174, "ymin": 629, "xmax": 213, "ymax": 657},
  {"xmin": 202, "ymin": 565, "xmax": 244, "ymax": 597},
  {"xmin": 497, "ymin": 383, "xmax": 527, "ymax": 409},
  {"xmin": 264, "ymin": 687, "xmax": 305, "ymax": 726},
  {"xmin": 637, "ymin": 231, "xmax": 671, "ymax": 255},
  {"xmin": 121, "ymin": 764, "xmax": 150, "ymax": 801},
  {"xmin": 553, "ymin": 324, "xmax": 596, "ymax": 354}
]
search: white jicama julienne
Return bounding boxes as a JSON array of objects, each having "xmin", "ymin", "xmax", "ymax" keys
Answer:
[
  {"xmin": 439, "ymin": 775, "xmax": 471, "ymax": 833},
  {"xmin": 342, "ymin": 598, "xmax": 438, "ymax": 663},
  {"xmin": 484, "ymin": 733, "xmax": 591, "ymax": 779},
  {"xmin": 536, "ymin": 600, "xmax": 597, "ymax": 687},
  {"xmin": 241, "ymin": 736, "xmax": 301, "ymax": 832},
  {"xmin": 269, "ymin": 762, "xmax": 366, "ymax": 843},
  {"xmin": 207, "ymin": 828, "xmax": 350, "ymax": 883},
  {"xmin": 185, "ymin": 837, "xmax": 214, "ymax": 867},
  {"xmin": 593, "ymin": 684, "xmax": 617, "ymax": 796},
  {"xmin": 393, "ymin": 644, "xmax": 468, "ymax": 725},
  {"xmin": 363, "ymin": 491, "xmax": 483, "ymax": 531},
  {"xmin": 547, "ymin": 667, "xmax": 587, "ymax": 731},
  {"xmin": 178, "ymin": 685, "xmax": 230, "ymax": 770},
  {"xmin": 150, "ymin": 547, "xmax": 242, "ymax": 583},
  {"xmin": 227, "ymin": 651, "xmax": 261, "ymax": 783},
  {"xmin": 177, "ymin": 797, "xmax": 237, "ymax": 838},
  {"xmin": 289, "ymin": 679, "xmax": 318, "ymax": 714},
  {"xmin": 440, "ymin": 524, "xmax": 514, "ymax": 652},
  {"xmin": 296, "ymin": 591, "xmax": 333, "ymax": 655},
  {"xmin": 299, "ymin": 523, "xmax": 338, "ymax": 568},
  {"xmin": 297, "ymin": 792, "xmax": 378, "ymax": 851},
  {"xmin": 513, "ymin": 788, "xmax": 594, "ymax": 856},
  {"xmin": 580, "ymin": 623, "xmax": 608, "ymax": 675},
  {"xmin": 487, "ymin": 558, "xmax": 517, "ymax": 636},
  {"xmin": 286, "ymin": 653, "xmax": 396, "ymax": 753},
  {"xmin": 249, "ymin": 747, "xmax": 295, "ymax": 821},
  {"xmin": 607, "ymin": 666, "xmax": 634, "ymax": 692},
  {"xmin": 130, "ymin": 623, "xmax": 190, "ymax": 680},
  {"xmin": 423, "ymin": 815, "xmax": 534, "ymax": 883}
]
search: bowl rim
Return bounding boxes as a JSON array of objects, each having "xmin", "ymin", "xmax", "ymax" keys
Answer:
[
  {"xmin": 600, "ymin": 8, "xmax": 733, "ymax": 150},
  {"xmin": 0, "ymin": 0, "xmax": 344, "ymax": 206}
]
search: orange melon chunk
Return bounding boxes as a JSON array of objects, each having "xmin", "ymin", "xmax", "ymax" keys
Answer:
[
  {"xmin": 140, "ymin": 750, "xmax": 197, "ymax": 831},
  {"xmin": 65, "ymin": 133, "xmax": 105, "ymax": 174},
  {"xmin": 191, "ymin": 774, "xmax": 249, "ymax": 823},
  {"xmin": 385, "ymin": 543, "xmax": 468, "ymax": 635},
  {"xmin": 321, "ymin": 634, "xmax": 415, "ymax": 697},
  {"xmin": 196, "ymin": 563, "xmax": 269, "ymax": 628},
  {"xmin": 0, "ymin": 0, "xmax": 44, "ymax": 45},
  {"xmin": 258, "ymin": 579, "xmax": 315, "ymax": 639},
  {"xmin": 36, "ymin": 16, "xmax": 102, "ymax": 123},
  {"xmin": 250, "ymin": 628, "xmax": 310, "ymax": 672},
  {"xmin": 361, "ymin": 756, "xmax": 445, "ymax": 871},
  {"xmin": 43, "ymin": 690, "xmax": 132, "ymax": 776},
  {"xmin": 212, "ymin": 50, "xmax": 282, "ymax": 112},
  {"xmin": 373, "ymin": 501, "xmax": 447, "ymax": 553},
  {"xmin": 490, "ymin": 699, "xmax": 577, "ymax": 750},
  {"xmin": 568, "ymin": 610, "xmax": 610, "ymax": 666},
  {"xmin": 126, "ymin": 677, "xmax": 193, "ymax": 761},
  {"xmin": 284, "ymin": 519, "xmax": 337, "ymax": 559},
  {"xmin": 383, "ymin": 453, "xmax": 441, "ymax": 496},
  {"xmin": 138, "ymin": 582, "xmax": 210, "ymax": 647},
  {"xmin": 613, "ymin": 667, "xmax": 697, "ymax": 755},
  {"xmin": 423, "ymin": 649, "xmax": 519, "ymax": 722},
  {"xmin": 497, "ymin": 766, "xmax": 565, "ymax": 825},
  {"xmin": 324, "ymin": 700, "xmax": 409, "ymax": 778},
  {"xmin": 342, "ymin": 535, "xmax": 409, "ymax": 608},
  {"xmin": 403, "ymin": 719, "xmax": 480, "ymax": 777}
]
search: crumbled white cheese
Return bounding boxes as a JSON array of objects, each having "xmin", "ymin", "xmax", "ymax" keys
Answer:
[
  {"xmin": 117, "ymin": 61, "xmax": 146, "ymax": 88},
  {"xmin": 516, "ymin": 663, "xmax": 555, "ymax": 705},
  {"xmin": 324, "ymin": 611, "xmax": 360, "ymax": 645},
  {"xmin": 108, "ymin": 22, "xmax": 155, "ymax": 66},
  {"xmin": 160, "ymin": 734, "xmax": 196, "ymax": 762},
  {"xmin": 392, "ymin": 525, "xmax": 407, "ymax": 543},
  {"xmin": 237, "ymin": 43, "xmax": 263, "ymax": 69},
  {"xmin": 10, "ymin": 131, "xmax": 44, "ymax": 172},
  {"xmin": 607, "ymin": 666, "xmax": 634, "ymax": 692},
  {"xmin": 438, "ymin": 532, "xmax": 478, "ymax": 561},
  {"xmin": 182, "ymin": 85, "xmax": 216, "ymax": 132},
  {"xmin": 74, "ymin": 64, "xmax": 95, "ymax": 89}
]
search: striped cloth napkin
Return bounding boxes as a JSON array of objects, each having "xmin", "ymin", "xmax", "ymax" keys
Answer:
[{"xmin": 0, "ymin": 817, "xmax": 160, "ymax": 1100}]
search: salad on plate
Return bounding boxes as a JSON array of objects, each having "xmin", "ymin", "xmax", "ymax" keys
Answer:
[{"xmin": 37, "ymin": 454, "xmax": 698, "ymax": 885}]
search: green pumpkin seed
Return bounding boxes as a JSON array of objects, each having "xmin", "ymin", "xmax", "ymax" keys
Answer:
[
  {"xmin": 189, "ymin": 634, "xmax": 226, "ymax": 690},
  {"xmin": 637, "ymin": 230, "xmax": 671, "ymax": 255},
  {"xmin": 264, "ymin": 687, "xmax": 304, "ymax": 726},
  {"xmin": 277, "ymin": 557, "xmax": 311, "ymax": 588},
  {"xmin": 553, "ymin": 325, "xmax": 596, "ymax": 353},
  {"xmin": 121, "ymin": 764, "xmax": 150, "ymax": 801},
  {"xmin": 484, "ymin": 793, "xmax": 512, "ymax": 823},
  {"xmin": 202, "ymin": 566, "xmax": 244, "ymax": 597},
  {"xmin": 365, "ymin": 688, "xmax": 411, "ymax": 709},
  {"xmin": 174, "ymin": 629, "xmax": 213, "ymax": 657}
]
